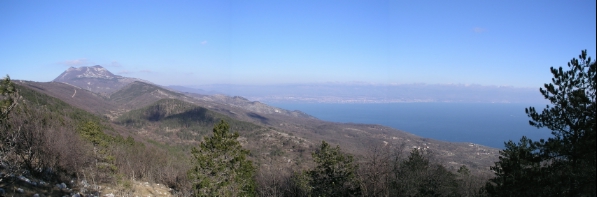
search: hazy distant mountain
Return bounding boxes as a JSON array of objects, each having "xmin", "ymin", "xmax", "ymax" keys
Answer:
[
  {"xmin": 187, "ymin": 83, "xmax": 546, "ymax": 103},
  {"xmin": 189, "ymin": 93, "xmax": 314, "ymax": 119},
  {"xmin": 53, "ymin": 65, "xmax": 148, "ymax": 96},
  {"xmin": 166, "ymin": 85, "xmax": 220, "ymax": 95}
]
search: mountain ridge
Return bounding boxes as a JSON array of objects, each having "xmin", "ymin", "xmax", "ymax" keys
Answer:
[{"xmin": 23, "ymin": 66, "xmax": 502, "ymax": 173}]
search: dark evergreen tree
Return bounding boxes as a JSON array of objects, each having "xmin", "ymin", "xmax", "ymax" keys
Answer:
[
  {"xmin": 456, "ymin": 165, "xmax": 479, "ymax": 197},
  {"xmin": 394, "ymin": 149, "xmax": 428, "ymax": 196},
  {"xmin": 309, "ymin": 141, "xmax": 361, "ymax": 197},
  {"xmin": 395, "ymin": 149, "xmax": 458, "ymax": 197},
  {"xmin": 484, "ymin": 137, "xmax": 543, "ymax": 196},
  {"xmin": 420, "ymin": 164, "xmax": 458, "ymax": 196},
  {"xmin": 486, "ymin": 50, "xmax": 596, "ymax": 196},
  {"xmin": 77, "ymin": 121, "xmax": 118, "ymax": 173},
  {"xmin": 188, "ymin": 120, "xmax": 256, "ymax": 197}
]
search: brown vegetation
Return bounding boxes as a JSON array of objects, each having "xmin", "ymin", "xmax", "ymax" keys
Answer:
[{"xmin": 1, "ymin": 77, "xmax": 499, "ymax": 196}]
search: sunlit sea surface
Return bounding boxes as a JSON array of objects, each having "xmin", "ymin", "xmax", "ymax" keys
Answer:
[{"xmin": 266, "ymin": 102, "xmax": 552, "ymax": 149}]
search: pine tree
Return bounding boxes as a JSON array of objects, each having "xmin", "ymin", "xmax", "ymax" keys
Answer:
[
  {"xmin": 395, "ymin": 149, "xmax": 458, "ymax": 196},
  {"xmin": 486, "ymin": 50, "xmax": 596, "ymax": 196},
  {"xmin": 396, "ymin": 149, "xmax": 429, "ymax": 196},
  {"xmin": 484, "ymin": 137, "xmax": 543, "ymax": 196},
  {"xmin": 309, "ymin": 141, "xmax": 361, "ymax": 197},
  {"xmin": 188, "ymin": 120, "xmax": 256, "ymax": 197}
]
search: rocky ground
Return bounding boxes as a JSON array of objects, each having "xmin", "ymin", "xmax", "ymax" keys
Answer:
[{"xmin": 0, "ymin": 174, "xmax": 173, "ymax": 197}]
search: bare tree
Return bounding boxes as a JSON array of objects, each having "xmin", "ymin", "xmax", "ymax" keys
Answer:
[
  {"xmin": 359, "ymin": 143, "xmax": 394, "ymax": 197},
  {"xmin": 0, "ymin": 75, "xmax": 21, "ymax": 182},
  {"xmin": 255, "ymin": 165, "xmax": 291, "ymax": 197}
]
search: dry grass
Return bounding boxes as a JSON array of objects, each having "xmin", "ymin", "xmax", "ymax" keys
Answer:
[{"xmin": 100, "ymin": 180, "xmax": 173, "ymax": 197}]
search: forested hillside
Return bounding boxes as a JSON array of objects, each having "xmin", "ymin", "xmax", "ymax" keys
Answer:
[
  {"xmin": 1, "ymin": 79, "xmax": 199, "ymax": 196},
  {"xmin": 3, "ymin": 50, "xmax": 592, "ymax": 196},
  {"xmin": 1, "ymin": 76, "xmax": 494, "ymax": 196}
]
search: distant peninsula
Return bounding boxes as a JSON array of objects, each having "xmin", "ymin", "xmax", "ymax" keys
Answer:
[{"xmin": 170, "ymin": 83, "xmax": 545, "ymax": 104}]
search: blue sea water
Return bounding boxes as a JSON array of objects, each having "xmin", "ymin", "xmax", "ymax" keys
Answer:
[{"xmin": 266, "ymin": 102, "xmax": 553, "ymax": 149}]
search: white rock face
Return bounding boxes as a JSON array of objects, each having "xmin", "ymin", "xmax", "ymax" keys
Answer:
[
  {"xmin": 52, "ymin": 65, "xmax": 149, "ymax": 95},
  {"xmin": 56, "ymin": 65, "xmax": 117, "ymax": 80}
]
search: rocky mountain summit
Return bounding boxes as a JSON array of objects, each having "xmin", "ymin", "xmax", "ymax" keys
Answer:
[
  {"xmin": 53, "ymin": 65, "xmax": 145, "ymax": 96},
  {"xmin": 55, "ymin": 65, "xmax": 116, "ymax": 80}
]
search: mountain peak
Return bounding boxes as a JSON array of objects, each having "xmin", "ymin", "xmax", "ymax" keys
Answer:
[
  {"xmin": 52, "ymin": 65, "xmax": 141, "ymax": 95},
  {"xmin": 54, "ymin": 65, "xmax": 116, "ymax": 81}
]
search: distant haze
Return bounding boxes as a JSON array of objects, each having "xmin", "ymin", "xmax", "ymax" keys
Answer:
[
  {"xmin": 1, "ymin": 1, "xmax": 595, "ymax": 88},
  {"xmin": 169, "ymin": 83, "xmax": 545, "ymax": 104}
]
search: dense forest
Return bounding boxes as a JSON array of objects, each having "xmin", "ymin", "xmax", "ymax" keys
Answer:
[{"xmin": 1, "ymin": 50, "xmax": 594, "ymax": 196}]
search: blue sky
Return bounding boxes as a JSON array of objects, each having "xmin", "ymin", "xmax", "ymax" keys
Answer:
[{"xmin": 1, "ymin": 0, "xmax": 595, "ymax": 88}]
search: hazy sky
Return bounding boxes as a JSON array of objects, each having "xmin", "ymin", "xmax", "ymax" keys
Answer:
[{"xmin": 1, "ymin": 0, "xmax": 595, "ymax": 87}]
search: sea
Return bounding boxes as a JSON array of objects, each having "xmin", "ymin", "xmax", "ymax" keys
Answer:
[{"xmin": 266, "ymin": 102, "xmax": 553, "ymax": 149}]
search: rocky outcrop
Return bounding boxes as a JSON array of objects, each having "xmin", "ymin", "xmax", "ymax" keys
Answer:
[{"xmin": 53, "ymin": 65, "xmax": 149, "ymax": 96}]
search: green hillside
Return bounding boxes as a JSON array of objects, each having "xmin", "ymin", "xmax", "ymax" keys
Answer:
[
  {"xmin": 109, "ymin": 81, "xmax": 185, "ymax": 110},
  {"xmin": 5, "ymin": 79, "xmax": 497, "ymax": 196},
  {"xmin": 116, "ymin": 98, "xmax": 260, "ymax": 141},
  {"xmin": 16, "ymin": 83, "xmax": 113, "ymax": 134},
  {"xmin": 2, "ymin": 84, "xmax": 192, "ymax": 196}
]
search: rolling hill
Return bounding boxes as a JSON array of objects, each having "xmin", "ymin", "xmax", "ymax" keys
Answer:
[
  {"xmin": 18, "ymin": 66, "xmax": 501, "ymax": 173},
  {"xmin": 3, "ymin": 65, "xmax": 504, "ymax": 196}
]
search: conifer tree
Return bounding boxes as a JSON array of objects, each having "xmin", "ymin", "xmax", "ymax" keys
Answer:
[
  {"xmin": 188, "ymin": 120, "xmax": 256, "ymax": 197},
  {"xmin": 394, "ymin": 149, "xmax": 458, "ymax": 196},
  {"xmin": 486, "ymin": 50, "xmax": 596, "ymax": 196},
  {"xmin": 396, "ymin": 149, "xmax": 429, "ymax": 196},
  {"xmin": 78, "ymin": 121, "xmax": 118, "ymax": 173},
  {"xmin": 309, "ymin": 141, "xmax": 361, "ymax": 197}
]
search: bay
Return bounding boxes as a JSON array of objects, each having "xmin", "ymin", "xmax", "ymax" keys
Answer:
[{"xmin": 266, "ymin": 102, "xmax": 552, "ymax": 148}]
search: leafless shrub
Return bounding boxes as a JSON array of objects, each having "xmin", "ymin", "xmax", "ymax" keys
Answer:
[
  {"xmin": 359, "ymin": 144, "xmax": 392, "ymax": 197},
  {"xmin": 112, "ymin": 142, "xmax": 190, "ymax": 192},
  {"xmin": 255, "ymin": 165, "xmax": 292, "ymax": 197}
]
